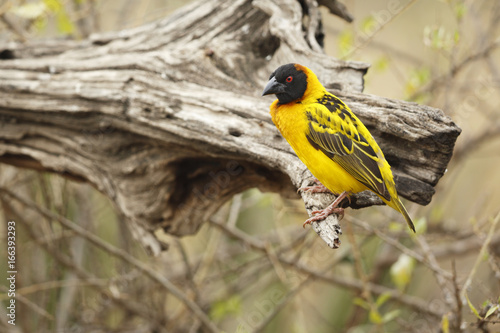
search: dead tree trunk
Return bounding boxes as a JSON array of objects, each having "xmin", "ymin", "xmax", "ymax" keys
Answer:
[{"xmin": 0, "ymin": 0, "xmax": 461, "ymax": 254}]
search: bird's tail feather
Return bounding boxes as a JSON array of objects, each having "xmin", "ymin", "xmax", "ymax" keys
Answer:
[{"xmin": 394, "ymin": 198, "xmax": 415, "ymax": 233}]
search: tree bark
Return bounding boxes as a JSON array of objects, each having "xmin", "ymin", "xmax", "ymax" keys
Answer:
[{"xmin": 0, "ymin": 0, "xmax": 461, "ymax": 254}]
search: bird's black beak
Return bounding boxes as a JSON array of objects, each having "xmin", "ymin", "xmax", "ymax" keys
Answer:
[{"xmin": 262, "ymin": 76, "xmax": 286, "ymax": 96}]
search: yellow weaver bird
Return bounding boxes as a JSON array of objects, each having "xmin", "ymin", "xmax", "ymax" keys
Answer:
[{"xmin": 262, "ymin": 63, "xmax": 415, "ymax": 232}]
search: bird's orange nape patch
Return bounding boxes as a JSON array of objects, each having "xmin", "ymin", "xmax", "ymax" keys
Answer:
[
  {"xmin": 294, "ymin": 64, "xmax": 311, "ymax": 76},
  {"xmin": 294, "ymin": 63, "xmax": 305, "ymax": 71}
]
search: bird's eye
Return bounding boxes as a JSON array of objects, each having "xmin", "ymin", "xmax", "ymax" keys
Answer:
[{"xmin": 286, "ymin": 76, "xmax": 293, "ymax": 83}]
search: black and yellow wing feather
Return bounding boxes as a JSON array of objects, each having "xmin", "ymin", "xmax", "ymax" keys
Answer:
[{"xmin": 305, "ymin": 94, "xmax": 391, "ymax": 201}]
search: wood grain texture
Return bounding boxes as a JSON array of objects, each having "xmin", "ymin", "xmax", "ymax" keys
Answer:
[{"xmin": 0, "ymin": 0, "xmax": 461, "ymax": 253}]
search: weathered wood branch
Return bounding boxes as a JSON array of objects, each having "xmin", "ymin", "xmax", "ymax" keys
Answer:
[{"xmin": 0, "ymin": 0, "xmax": 460, "ymax": 253}]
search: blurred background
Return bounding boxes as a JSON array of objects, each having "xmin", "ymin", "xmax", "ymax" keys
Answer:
[{"xmin": 0, "ymin": 0, "xmax": 499, "ymax": 332}]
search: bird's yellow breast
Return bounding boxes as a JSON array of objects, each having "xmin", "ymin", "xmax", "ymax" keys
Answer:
[{"xmin": 270, "ymin": 100, "xmax": 369, "ymax": 195}]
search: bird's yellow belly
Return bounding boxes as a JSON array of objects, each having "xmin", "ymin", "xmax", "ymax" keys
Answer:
[
  {"xmin": 290, "ymin": 136, "xmax": 369, "ymax": 195},
  {"xmin": 271, "ymin": 100, "xmax": 368, "ymax": 195}
]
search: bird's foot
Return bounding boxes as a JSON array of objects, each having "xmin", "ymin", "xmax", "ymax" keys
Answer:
[
  {"xmin": 303, "ymin": 207, "xmax": 344, "ymax": 228},
  {"xmin": 297, "ymin": 178, "xmax": 331, "ymax": 194},
  {"xmin": 302, "ymin": 191, "xmax": 348, "ymax": 228}
]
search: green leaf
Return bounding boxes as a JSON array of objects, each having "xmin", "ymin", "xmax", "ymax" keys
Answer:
[
  {"xmin": 375, "ymin": 292, "xmax": 392, "ymax": 307},
  {"xmin": 390, "ymin": 254, "xmax": 416, "ymax": 291},
  {"xmin": 369, "ymin": 308, "xmax": 383, "ymax": 324},
  {"xmin": 405, "ymin": 67, "xmax": 431, "ymax": 98},
  {"xmin": 353, "ymin": 297, "xmax": 370, "ymax": 310},
  {"xmin": 454, "ymin": 3, "xmax": 466, "ymax": 21},
  {"xmin": 56, "ymin": 11, "xmax": 74, "ymax": 34},
  {"xmin": 465, "ymin": 292, "xmax": 482, "ymax": 319},
  {"xmin": 210, "ymin": 295, "xmax": 242, "ymax": 321},
  {"xmin": 382, "ymin": 309, "xmax": 400, "ymax": 323},
  {"xmin": 43, "ymin": 0, "xmax": 62, "ymax": 12},
  {"xmin": 454, "ymin": 30, "xmax": 460, "ymax": 45},
  {"xmin": 484, "ymin": 305, "xmax": 499, "ymax": 319},
  {"xmin": 423, "ymin": 25, "xmax": 454, "ymax": 50},
  {"xmin": 441, "ymin": 314, "xmax": 450, "ymax": 333}
]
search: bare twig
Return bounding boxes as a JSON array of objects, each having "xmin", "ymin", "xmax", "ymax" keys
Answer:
[
  {"xmin": 345, "ymin": 222, "xmax": 372, "ymax": 301},
  {"xmin": 0, "ymin": 285, "xmax": 54, "ymax": 321},
  {"xmin": 373, "ymin": 230, "xmax": 500, "ymax": 274},
  {"xmin": 461, "ymin": 211, "xmax": 500, "ymax": 300},
  {"xmin": 414, "ymin": 235, "xmax": 455, "ymax": 313},
  {"xmin": 4, "ymin": 201, "xmax": 157, "ymax": 325},
  {"xmin": 209, "ymin": 217, "xmax": 441, "ymax": 319},
  {"xmin": 0, "ymin": 187, "xmax": 220, "ymax": 333},
  {"xmin": 451, "ymin": 261, "xmax": 463, "ymax": 331},
  {"xmin": 251, "ymin": 274, "xmax": 315, "ymax": 332},
  {"xmin": 174, "ymin": 239, "xmax": 201, "ymax": 301},
  {"xmin": 487, "ymin": 251, "xmax": 500, "ymax": 282},
  {"xmin": 409, "ymin": 38, "xmax": 500, "ymax": 101},
  {"xmin": 452, "ymin": 121, "xmax": 500, "ymax": 163},
  {"xmin": 349, "ymin": 216, "xmax": 453, "ymax": 280},
  {"xmin": 0, "ymin": 279, "xmax": 106, "ymax": 298},
  {"xmin": 174, "ymin": 238, "xmax": 203, "ymax": 333},
  {"xmin": 341, "ymin": 0, "xmax": 418, "ymax": 59}
]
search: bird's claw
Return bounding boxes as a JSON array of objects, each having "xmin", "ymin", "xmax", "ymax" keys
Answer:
[
  {"xmin": 302, "ymin": 207, "xmax": 344, "ymax": 228},
  {"xmin": 302, "ymin": 191, "xmax": 348, "ymax": 228}
]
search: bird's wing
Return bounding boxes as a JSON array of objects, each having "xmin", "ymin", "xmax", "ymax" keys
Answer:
[{"xmin": 305, "ymin": 95, "xmax": 391, "ymax": 200}]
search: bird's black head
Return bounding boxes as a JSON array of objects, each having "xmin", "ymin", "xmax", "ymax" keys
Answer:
[{"xmin": 262, "ymin": 63, "xmax": 308, "ymax": 104}]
